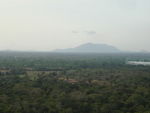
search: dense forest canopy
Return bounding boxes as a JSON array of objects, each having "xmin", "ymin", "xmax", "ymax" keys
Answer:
[{"xmin": 0, "ymin": 52, "xmax": 150, "ymax": 113}]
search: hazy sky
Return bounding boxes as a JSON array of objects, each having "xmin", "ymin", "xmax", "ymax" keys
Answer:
[{"xmin": 0, "ymin": 0, "xmax": 150, "ymax": 51}]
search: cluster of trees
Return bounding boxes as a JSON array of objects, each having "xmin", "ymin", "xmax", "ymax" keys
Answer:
[
  {"xmin": 0, "ymin": 68, "xmax": 26, "ymax": 76},
  {"xmin": 0, "ymin": 52, "xmax": 150, "ymax": 113}
]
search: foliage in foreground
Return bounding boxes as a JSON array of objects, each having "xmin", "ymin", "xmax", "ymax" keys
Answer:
[{"xmin": 0, "ymin": 52, "xmax": 150, "ymax": 113}]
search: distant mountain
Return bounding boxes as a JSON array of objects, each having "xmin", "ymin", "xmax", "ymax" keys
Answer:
[
  {"xmin": 2, "ymin": 49, "xmax": 19, "ymax": 52},
  {"xmin": 0, "ymin": 49, "xmax": 37, "ymax": 52},
  {"xmin": 53, "ymin": 43, "xmax": 121, "ymax": 53},
  {"xmin": 139, "ymin": 50, "xmax": 149, "ymax": 53}
]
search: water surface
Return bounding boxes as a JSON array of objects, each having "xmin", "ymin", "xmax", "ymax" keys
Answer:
[{"xmin": 126, "ymin": 61, "xmax": 150, "ymax": 66}]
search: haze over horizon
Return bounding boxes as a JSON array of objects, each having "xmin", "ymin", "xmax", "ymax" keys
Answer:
[{"xmin": 1, "ymin": 0, "xmax": 150, "ymax": 52}]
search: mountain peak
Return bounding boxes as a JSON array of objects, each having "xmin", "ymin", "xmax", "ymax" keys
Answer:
[{"xmin": 53, "ymin": 43, "xmax": 121, "ymax": 53}]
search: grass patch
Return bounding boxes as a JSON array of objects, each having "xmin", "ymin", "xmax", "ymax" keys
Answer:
[{"xmin": 18, "ymin": 75, "xmax": 26, "ymax": 78}]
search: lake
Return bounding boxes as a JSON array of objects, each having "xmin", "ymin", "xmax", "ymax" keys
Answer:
[{"xmin": 126, "ymin": 61, "xmax": 150, "ymax": 66}]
